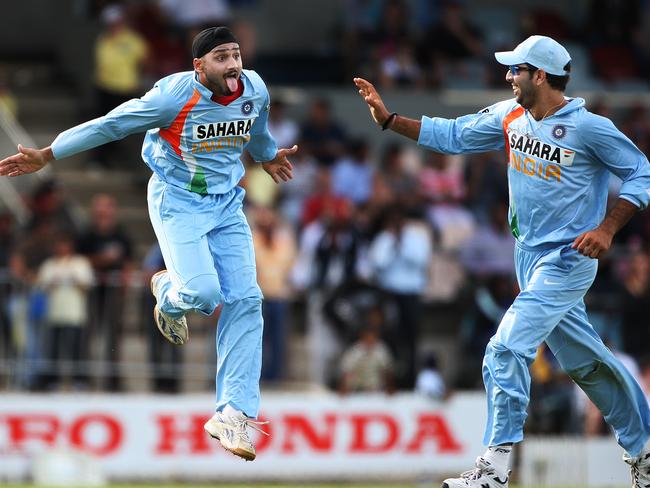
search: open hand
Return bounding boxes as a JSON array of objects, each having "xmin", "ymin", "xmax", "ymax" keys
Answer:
[
  {"xmin": 0, "ymin": 144, "xmax": 52, "ymax": 177},
  {"xmin": 353, "ymin": 77, "xmax": 390, "ymax": 127},
  {"xmin": 262, "ymin": 145, "xmax": 296, "ymax": 184}
]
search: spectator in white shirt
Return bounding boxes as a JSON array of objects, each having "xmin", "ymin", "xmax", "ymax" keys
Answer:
[
  {"xmin": 368, "ymin": 206, "xmax": 432, "ymax": 388},
  {"xmin": 416, "ymin": 352, "xmax": 446, "ymax": 400},
  {"xmin": 36, "ymin": 234, "xmax": 94, "ymax": 390},
  {"xmin": 339, "ymin": 309, "xmax": 394, "ymax": 394}
]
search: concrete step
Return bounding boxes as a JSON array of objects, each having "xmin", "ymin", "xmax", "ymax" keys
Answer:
[
  {"xmin": 55, "ymin": 167, "xmax": 140, "ymax": 186},
  {"xmin": 10, "ymin": 59, "xmax": 166, "ymax": 295},
  {"xmin": 17, "ymin": 94, "xmax": 82, "ymax": 125},
  {"xmin": 4, "ymin": 60, "xmax": 65, "ymax": 91},
  {"xmin": 53, "ymin": 166, "xmax": 155, "ymax": 261},
  {"xmin": 56, "ymin": 181, "xmax": 147, "ymax": 209}
]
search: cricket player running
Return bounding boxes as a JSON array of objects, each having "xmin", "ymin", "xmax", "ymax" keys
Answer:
[
  {"xmin": 355, "ymin": 35, "xmax": 650, "ymax": 487},
  {"xmin": 0, "ymin": 27, "xmax": 295, "ymax": 461}
]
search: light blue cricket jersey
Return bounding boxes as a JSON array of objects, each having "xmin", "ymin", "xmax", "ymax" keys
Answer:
[
  {"xmin": 418, "ymin": 97, "xmax": 650, "ymax": 250},
  {"xmin": 51, "ymin": 69, "xmax": 277, "ymax": 195}
]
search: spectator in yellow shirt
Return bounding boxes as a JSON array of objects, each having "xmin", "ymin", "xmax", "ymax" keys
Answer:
[{"xmin": 93, "ymin": 5, "xmax": 149, "ymax": 167}]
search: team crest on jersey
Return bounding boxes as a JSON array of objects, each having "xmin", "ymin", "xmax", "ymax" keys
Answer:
[
  {"xmin": 241, "ymin": 100, "xmax": 254, "ymax": 115},
  {"xmin": 552, "ymin": 124, "xmax": 567, "ymax": 140}
]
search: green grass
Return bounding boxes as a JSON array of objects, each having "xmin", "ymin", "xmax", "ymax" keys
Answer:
[
  {"xmin": 0, "ymin": 485, "xmax": 429, "ymax": 488},
  {"xmin": 3, "ymin": 485, "xmax": 420, "ymax": 488},
  {"xmin": 2, "ymin": 485, "xmax": 620, "ymax": 488},
  {"xmin": 4, "ymin": 485, "xmax": 630, "ymax": 488}
]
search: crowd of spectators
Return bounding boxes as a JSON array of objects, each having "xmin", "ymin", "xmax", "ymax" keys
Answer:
[
  {"xmin": 341, "ymin": 0, "xmax": 650, "ymax": 89},
  {"xmin": 0, "ymin": 0, "xmax": 649, "ymax": 446},
  {"xmin": 2, "ymin": 92, "xmax": 649, "ymax": 436},
  {"xmin": 83, "ymin": 0, "xmax": 650, "ymax": 90}
]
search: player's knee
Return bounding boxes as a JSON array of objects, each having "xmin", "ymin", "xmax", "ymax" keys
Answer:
[
  {"xmin": 565, "ymin": 360, "xmax": 604, "ymax": 384},
  {"xmin": 236, "ymin": 295, "xmax": 263, "ymax": 312},
  {"xmin": 484, "ymin": 339, "xmax": 532, "ymax": 374},
  {"xmin": 485, "ymin": 339, "xmax": 515, "ymax": 358},
  {"xmin": 183, "ymin": 274, "xmax": 221, "ymax": 312},
  {"xmin": 488, "ymin": 336, "xmax": 537, "ymax": 359}
]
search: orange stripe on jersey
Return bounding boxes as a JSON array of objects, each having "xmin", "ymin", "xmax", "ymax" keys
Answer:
[
  {"xmin": 159, "ymin": 89, "xmax": 201, "ymax": 156},
  {"xmin": 502, "ymin": 106, "xmax": 525, "ymax": 160}
]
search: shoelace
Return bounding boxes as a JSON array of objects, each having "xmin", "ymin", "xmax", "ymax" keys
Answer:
[
  {"xmin": 459, "ymin": 468, "xmax": 484, "ymax": 481},
  {"xmin": 460, "ymin": 461, "xmax": 494, "ymax": 481},
  {"xmin": 632, "ymin": 467, "xmax": 640, "ymax": 488},
  {"xmin": 624, "ymin": 454, "xmax": 642, "ymax": 487},
  {"xmin": 459, "ymin": 459, "xmax": 493, "ymax": 480},
  {"xmin": 234, "ymin": 417, "xmax": 271, "ymax": 441}
]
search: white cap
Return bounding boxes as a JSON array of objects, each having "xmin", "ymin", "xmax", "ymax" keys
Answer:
[{"xmin": 495, "ymin": 35, "xmax": 571, "ymax": 76}]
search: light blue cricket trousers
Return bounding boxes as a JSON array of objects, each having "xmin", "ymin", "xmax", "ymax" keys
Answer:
[
  {"xmin": 147, "ymin": 174, "xmax": 263, "ymax": 417},
  {"xmin": 483, "ymin": 242, "xmax": 650, "ymax": 456}
]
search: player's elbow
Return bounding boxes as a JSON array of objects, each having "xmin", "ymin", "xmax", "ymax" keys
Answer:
[{"xmin": 100, "ymin": 118, "xmax": 130, "ymax": 141}]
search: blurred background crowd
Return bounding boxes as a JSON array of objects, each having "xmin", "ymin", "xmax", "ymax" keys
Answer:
[{"xmin": 0, "ymin": 0, "xmax": 649, "ymax": 443}]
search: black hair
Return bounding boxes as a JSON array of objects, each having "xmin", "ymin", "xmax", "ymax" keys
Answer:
[
  {"xmin": 526, "ymin": 62, "xmax": 571, "ymax": 91},
  {"xmin": 546, "ymin": 62, "xmax": 571, "ymax": 91}
]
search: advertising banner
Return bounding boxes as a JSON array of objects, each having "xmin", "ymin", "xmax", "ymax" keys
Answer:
[{"xmin": 0, "ymin": 392, "xmax": 486, "ymax": 481}]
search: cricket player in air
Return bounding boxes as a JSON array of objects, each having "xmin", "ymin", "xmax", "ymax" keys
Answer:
[
  {"xmin": 0, "ymin": 26, "xmax": 295, "ymax": 462},
  {"xmin": 355, "ymin": 35, "xmax": 650, "ymax": 488}
]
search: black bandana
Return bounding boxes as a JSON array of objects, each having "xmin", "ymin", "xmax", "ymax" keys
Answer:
[{"xmin": 192, "ymin": 27, "xmax": 238, "ymax": 59}]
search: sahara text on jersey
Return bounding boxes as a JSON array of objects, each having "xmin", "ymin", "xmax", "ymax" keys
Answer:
[{"xmin": 508, "ymin": 129, "xmax": 575, "ymax": 183}]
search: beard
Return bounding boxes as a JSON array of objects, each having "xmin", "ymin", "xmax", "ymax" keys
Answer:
[
  {"xmin": 516, "ymin": 89, "xmax": 534, "ymax": 109},
  {"xmin": 204, "ymin": 70, "xmax": 239, "ymax": 96}
]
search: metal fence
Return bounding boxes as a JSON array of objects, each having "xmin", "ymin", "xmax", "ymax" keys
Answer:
[{"xmin": 0, "ymin": 270, "xmax": 218, "ymax": 393}]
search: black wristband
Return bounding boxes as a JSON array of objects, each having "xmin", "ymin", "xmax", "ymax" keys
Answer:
[{"xmin": 381, "ymin": 112, "xmax": 398, "ymax": 131}]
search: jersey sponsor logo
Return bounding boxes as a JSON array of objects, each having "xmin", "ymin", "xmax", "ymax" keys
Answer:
[
  {"xmin": 190, "ymin": 135, "xmax": 251, "ymax": 154},
  {"xmin": 507, "ymin": 130, "xmax": 568, "ymax": 183},
  {"xmin": 509, "ymin": 151, "xmax": 562, "ymax": 183},
  {"xmin": 193, "ymin": 119, "xmax": 254, "ymax": 140},
  {"xmin": 493, "ymin": 447, "xmax": 511, "ymax": 454},
  {"xmin": 241, "ymin": 100, "xmax": 254, "ymax": 115},
  {"xmin": 508, "ymin": 130, "xmax": 575, "ymax": 166}
]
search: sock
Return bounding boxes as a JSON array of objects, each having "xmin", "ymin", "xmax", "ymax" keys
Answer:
[
  {"xmin": 222, "ymin": 404, "xmax": 242, "ymax": 418},
  {"xmin": 483, "ymin": 444, "xmax": 512, "ymax": 476}
]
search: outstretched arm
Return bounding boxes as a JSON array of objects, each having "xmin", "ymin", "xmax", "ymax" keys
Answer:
[
  {"xmin": 0, "ymin": 144, "xmax": 54, "ymax": 176},
  {"xmin": 353, "ymin": 77, "xmax": 421, "ymax": 141},
  {"xmin": 0, "ymin": 83, "xmax": 177, "ymax": 173}
]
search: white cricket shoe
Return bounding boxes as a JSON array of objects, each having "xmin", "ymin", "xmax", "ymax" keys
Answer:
[
  {"xmin": 624, "ymin": 449, "xmax": 650, "ymax": 488},
  {"xmin": 204, "ymin": 411, "xmax": 269, "ymax": 461},
  {"xmin": 442, "ymin": 457, "xmax": 510, "ymax": 488},
  {"xmin": 151, "ymin": 270, "xmax": 188, "ymax": 345}
]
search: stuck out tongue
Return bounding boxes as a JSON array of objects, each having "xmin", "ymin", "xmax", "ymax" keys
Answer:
[{"xmin": 226, "ymin": 76, "xmax": 238, "ymax": 93}]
